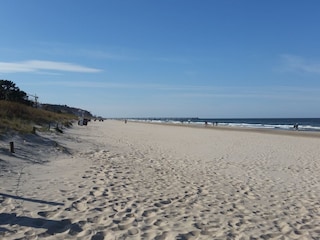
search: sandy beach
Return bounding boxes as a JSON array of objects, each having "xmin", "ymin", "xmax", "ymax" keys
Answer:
[{"xmin": 1, "ymin": 120, "xmax": 320, "ymax": 239}]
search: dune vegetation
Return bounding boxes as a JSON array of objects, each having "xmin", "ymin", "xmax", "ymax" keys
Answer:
[{"xmin": 0, "ymin": 100, "xmax": 76, "ymax": 134}]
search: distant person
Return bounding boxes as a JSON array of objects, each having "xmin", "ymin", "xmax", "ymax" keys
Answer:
[{"xmin": 294, "ymin": 123, "xmax": 299, "ymax": 130}]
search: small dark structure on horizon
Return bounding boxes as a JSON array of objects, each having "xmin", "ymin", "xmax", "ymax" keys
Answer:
[{"xmin": 78, "ymin": 118, "xmax": 89, "ymax": 126}]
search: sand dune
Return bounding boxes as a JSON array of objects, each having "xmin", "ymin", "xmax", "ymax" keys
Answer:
[{"xmin": 1, "ymin": 120, "xmax": 320, "ymax": 239}]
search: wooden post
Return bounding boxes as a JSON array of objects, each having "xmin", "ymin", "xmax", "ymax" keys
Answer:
[
  {"xmin": 32, "ymin": 126, "xmax": 36, "ymax": 134},
  {"xmin": 10, "ymin": 142, "xmax": 14, "ymax": 153}
]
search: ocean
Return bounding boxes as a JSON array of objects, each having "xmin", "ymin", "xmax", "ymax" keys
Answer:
[{"xmin": 130, "ymin": 118, "xmax": 320, "ymax": 132}]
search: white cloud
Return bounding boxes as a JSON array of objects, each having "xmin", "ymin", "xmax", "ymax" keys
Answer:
[
  {"xmin": 280, "ymin": 54, "xmax": 320, "ymax": 74},
  {"xmin": 0, "ymin": 60, "xmax": 102, "ymax": 73}
]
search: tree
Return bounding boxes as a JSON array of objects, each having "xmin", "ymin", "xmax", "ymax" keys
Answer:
[{"xmin": 0, "ymin": 80, "xmax": 33, "ymax": 106}]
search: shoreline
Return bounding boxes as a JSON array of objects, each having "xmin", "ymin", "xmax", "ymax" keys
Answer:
[{"xmin": 128, "ymin": 119, "xmax": 320, "ymax": 138}]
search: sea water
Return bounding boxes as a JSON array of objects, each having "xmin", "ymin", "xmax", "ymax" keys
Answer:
[{"xmin": 130, "ymin": 118, "xmax": 320, "ymax": 132}]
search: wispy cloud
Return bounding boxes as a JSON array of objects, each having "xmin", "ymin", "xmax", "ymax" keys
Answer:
[
  {"xmin": 21, "ymin": 80, "xmax": 320, "ymax": 100},
  {"xmin": 35, "ymin": 41, "xmax": 140, "ymax": 60},
  {"xmin": 0, "ymin": 60, "xmax": 102, "ymax": 73},
  {"xmin": 23, "ymin": 81, "xmax": 241, "ymax": 92},
  {"xmin": 280, "ymin": 54, "xmax": 320, "ymax": 74}
]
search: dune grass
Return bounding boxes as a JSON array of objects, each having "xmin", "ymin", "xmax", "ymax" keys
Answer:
[{"xmin": 0, "ymin": 101, "xmax": 76, "ymax": 134}]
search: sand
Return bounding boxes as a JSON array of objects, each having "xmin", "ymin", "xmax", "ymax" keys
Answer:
[{"xmin": 1, "ymin": 120, "xmax": 320, "ymax": 239}]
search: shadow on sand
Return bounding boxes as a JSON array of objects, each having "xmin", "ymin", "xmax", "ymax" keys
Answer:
[
  {"xmin": 0, "ymin": 212, "xmax": 74, "ymax": 235},
  {"xmin": 0, "ymin": 193, "xmax": 64, "ymax": 206},
  {"xmin": 0, "ymin": 193, "xmax": 86, "ymax": 236},
  {"xmin": 0, "ymin": 132, "xmax": 71, "ymax": 165}
]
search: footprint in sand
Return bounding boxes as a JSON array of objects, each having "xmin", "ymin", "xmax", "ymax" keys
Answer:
[
  {"xmin": 93, "ymin": 179, "xmax": 106, "ymax": 185},
  {"xmin": 153, "ymin": 219, "xmax": 167, "ymax": 227},
  {"xmin": 68, "ymin": 222, "xmax": 84, "ymax": 236},
  {"xmin": 154, "ymin": 231, "xmax": 175, "ymax": 240},
  {"xmin": 142, "ymin": 209, "xmax": 159, "ymax": 225},
  {"xmin": 127, "ymin": 228, "xmax": 140, "ymax": 236},
  {"xmin": 90, "ymin": 187, "xmax": 104, "ymax": 197},
  {"xmin": 66, "ymin": 196, "xmax": 78, "ymax": 202},
  {"xmin": 142, "ymin": 209, "xmax": 158, "ymax": 217},
  {"xmin": 158, "ymin": 199, "xmax": 172, "ymax": 205},
  {"xmin": 71, "ymin": 200, "xmax": 87, "ymax": 211},
  {"xmin": 87, "ymin": 216, "xmax": 103, "ymax": 224},
  {"xmin": 177, "ymin": 230, "xmax": 200, "ymax": 240},
  {"xmin": 91, "ymin": 231, "xmax": 105, "ymax": 240},
  {"xmin": 37, "ymin": 210, "xmax": 59, "ymax": 218},
  {"xmin": 117, "ymin": 215, "xmax": 136, "ymax": 230}
]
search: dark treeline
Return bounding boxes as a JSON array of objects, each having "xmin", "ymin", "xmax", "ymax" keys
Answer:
[
  {"xmin": 42, "ymin": 104, "xmax": 93, "ymax": 118},
  {"xmin": 0, "ymin": 80, "xmax": 33, "ymax": 106},
  {"xmin": 1, "ymin": 79, "xmax": 93, "ymax": 118}
]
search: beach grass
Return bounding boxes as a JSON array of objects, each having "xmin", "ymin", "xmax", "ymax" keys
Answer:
[{"xmin": 0, "ymin": 100, "xmax": 76, "ymax": 134}]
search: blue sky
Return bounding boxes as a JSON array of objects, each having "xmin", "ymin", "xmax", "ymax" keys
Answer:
[{"xmin": 1, "ymin": 0, "xmax": 320, "ymax": 118}]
